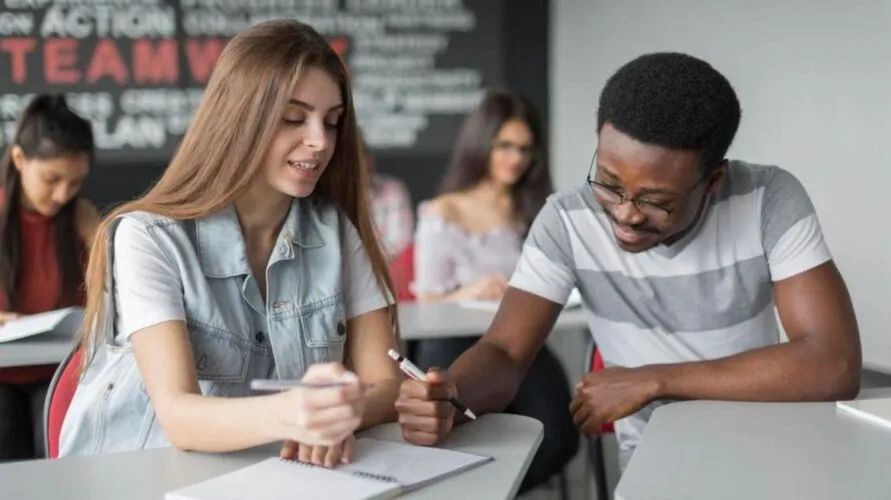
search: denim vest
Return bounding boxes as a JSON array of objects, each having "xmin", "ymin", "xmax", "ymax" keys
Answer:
[{"xmin": 58, "ymin": 198, "xmax": 348, "ymax": 456}]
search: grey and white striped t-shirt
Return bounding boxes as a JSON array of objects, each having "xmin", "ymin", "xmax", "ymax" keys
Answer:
[{"xmin": 509, "ymin": 160, "xmax": 831, "ymax": 468}]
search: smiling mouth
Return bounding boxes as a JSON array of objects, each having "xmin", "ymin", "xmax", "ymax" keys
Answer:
[{"xmin": 287, "ymin": 160, "xmax": 319, "ymax": 172}]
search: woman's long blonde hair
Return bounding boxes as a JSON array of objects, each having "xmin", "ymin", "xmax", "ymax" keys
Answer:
[{"xmin": 79, "ymin": 19, "xmax": 398, "ymax": 369}]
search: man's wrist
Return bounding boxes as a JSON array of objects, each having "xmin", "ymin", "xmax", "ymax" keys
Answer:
[{"xmin": 639, "ymin": 364, "xmax": 672, "ymax": 401}]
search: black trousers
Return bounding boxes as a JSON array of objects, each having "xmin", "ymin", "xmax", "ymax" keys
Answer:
[
  {"xmin": 0, "ymin": 381, "xmax": 49, "ymax": 462},
  {"xmin": 413, "ymin": 337, "xmax": 580, "ymax": 494}
]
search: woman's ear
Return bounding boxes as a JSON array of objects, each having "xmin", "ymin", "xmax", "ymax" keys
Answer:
[{"xmin": 9, "ymin": 145, "xmax": 25, "ymax": 172}]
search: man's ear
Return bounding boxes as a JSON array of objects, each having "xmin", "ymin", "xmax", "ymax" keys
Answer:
[
  {"xmin": 705, "ymin": 160, "xmax": 728, "ymax": 193},
  {"xmin": 9, "ymin": 145, "xmax": 25, "ymax": 172}
]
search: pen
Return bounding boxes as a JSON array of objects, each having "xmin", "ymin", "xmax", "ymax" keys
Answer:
[
  {"xmin": 387, "ymin": 349, "xmax": 477, "ymax": 420},
  {"xmin": 250, "ymin": 379, "xmax": 374, "ymax": 392}
]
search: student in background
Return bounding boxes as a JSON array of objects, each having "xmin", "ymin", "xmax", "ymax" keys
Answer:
[
  {"xmin": 396, "ymin": 52, "xmax": 861, "ymax": 473},
  {"xmin": 411, "ymin": 89, "xmax": 578, "ymax": 493},
  {"xmin": 0, "ymin": 94, "xmax": 99, "ymax": 461},
  {"xmin": 361, "ymin": 133, "xmax": 414, "ymax": 261},
  {"xmin": 59, "ymin": 20, "xmax": 402, "ymax": 466}
]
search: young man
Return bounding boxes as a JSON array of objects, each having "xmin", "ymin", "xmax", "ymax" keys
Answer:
[{"xmin": 394, "ymin": 52, "xmax": 862, "ymax": 471}]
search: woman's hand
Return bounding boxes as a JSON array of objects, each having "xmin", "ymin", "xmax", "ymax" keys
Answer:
[
  {"xmin": 275, "ymin": 363, "xmax": 366, "ymax": 447},
  {"xmin": 280, "ymin": 434, "xmax": 356, "ymax": 468},
  {"xmin": 0, "ymin": 311, "xmax": 21, "ymax": 326},
  {"xmin": 456, "ymin": 274, "xmax": 509, "ymax": 301}
]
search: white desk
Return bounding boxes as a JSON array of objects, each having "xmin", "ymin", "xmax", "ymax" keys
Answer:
[
  {"xmin": 0, "ymin": 333, "xmax": 75, "ymax": 369},
  {"xmin": 397, "ymin": 301, "xmax": 588, "ymax": 339},
  {"xmin": 0, "ymin": 413, "xmax": 542, "ymax": 500},
  {"xmin": 615, "ymin": 399, "xmax": 891, "ymax": 500},
  {"xmin": 0, "ymin": 302, "xmax": 589, "ymax": 369}
]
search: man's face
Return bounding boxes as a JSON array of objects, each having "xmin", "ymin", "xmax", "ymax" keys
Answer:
[{"xmin": 590, "ymin": 123, "xmax": 724, "ymax": 253}]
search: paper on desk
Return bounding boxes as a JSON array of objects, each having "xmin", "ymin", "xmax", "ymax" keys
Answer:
[
  {"xmin": 458, "ymin": 288, "xmax": 582, "ymax": 312},
  {"xmin": 0, "ymin": 307, "xmax": 84, "ymax": 343}
]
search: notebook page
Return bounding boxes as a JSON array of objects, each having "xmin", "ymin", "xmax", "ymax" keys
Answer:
[
  {"xmin": 337, "ymin": 438, "xmax": 492, "ymax": 490},
  {"xmin": 165, "ymin": 457, "xmax": 400, "ymax": 500},
  {"xmin": 0, "ymin": 307, "xmax": 83, "ymax": 343}
]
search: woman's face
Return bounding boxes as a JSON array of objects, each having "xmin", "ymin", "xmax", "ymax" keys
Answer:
[
  {"xmin": 12, "ymin": 146, "xmax": 90, "ymax": 217},
  {"xmin": 260, "ymin": 66, "xmax": 344, "ymax": 199},
  {"xmin": 487, "ymin": 119, "xmax": 535, "ymax": 187}
]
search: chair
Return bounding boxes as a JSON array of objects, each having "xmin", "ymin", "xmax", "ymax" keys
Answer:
[
  {"xmin": 388, "ymin": 243, "xmax": 416, "ymax": 303},
  {"xmin": 43, "ymin": 346, "xmax": 83, "ymax": 459},
  {"xmin": 585, "ymin": 337, "xmax": 613, "ymax": 500}
]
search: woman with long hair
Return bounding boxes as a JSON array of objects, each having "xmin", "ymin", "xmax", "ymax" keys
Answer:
[
  {"xmin": 412, "ymin": 88, "xmax": 579, "ymax": 492},
  {"xmin": 59, "ymin": 19, "xmax": 401, "ymax": 465},
  {"xmin": 0, "ymin": 94, "xmax": 98, "ymax": 461}
]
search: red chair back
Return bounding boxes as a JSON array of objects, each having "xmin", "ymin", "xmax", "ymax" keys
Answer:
[
  {"xmin": 44, "ymin": 347, "xmax": 83, "ymax": 459},
  {"xmin": 389, "ymin": 244, "xmax": 416, "ymax": 302},
  {"xmin": 591, "ymin": 348, "xmax": 615, "ymax": 433}
]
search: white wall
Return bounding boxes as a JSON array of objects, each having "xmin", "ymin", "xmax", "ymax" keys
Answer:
[{"xmin": 551, "ymin": 0, "xmax": 891, "ymax": 372}]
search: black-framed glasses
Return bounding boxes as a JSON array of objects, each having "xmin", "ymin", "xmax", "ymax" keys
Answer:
[{"xmin": 585, "ymin": 151, "xmax": 708, "ymax": 223}]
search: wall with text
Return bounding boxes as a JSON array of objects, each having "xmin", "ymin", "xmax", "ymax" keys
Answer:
[{"xmin": 0, "ymin": 0, "xmax": 549, "ymax": 210}]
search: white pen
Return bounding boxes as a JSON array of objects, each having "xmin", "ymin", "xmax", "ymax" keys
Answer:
[{"xmin": 387, "ymin": 349, "xmax": 477, "ymax": 420}]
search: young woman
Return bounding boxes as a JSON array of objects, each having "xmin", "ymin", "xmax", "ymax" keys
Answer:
[
  {"xmin": 59, "ymin": 19, "xmax": 402, "ymax": 466},
  {"xmin": 412, "ymin": 89, "xmax": 579, "ymax": 492},
  {"xmin": 0, "ymin": 94, "xmax": 98, "ymax": 461}
]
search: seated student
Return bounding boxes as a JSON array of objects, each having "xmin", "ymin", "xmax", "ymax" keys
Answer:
[
  {"xmin": 361, "ymin": 134, "xmax": 414, "ymax": 261},
  {"xmin": 394, "ymin": 52, "xmax": 862, "ymax": 473},
  {"xmin": 59, "ymin": 19, "xmax": 402, "ymax": 465},
  {"xmin": 411, "ymin": 89, "xmax": 578, "ymax": 493},
  {"xmin": 0, "ymin": 94, "xmax": 99, "ymax": 462}
]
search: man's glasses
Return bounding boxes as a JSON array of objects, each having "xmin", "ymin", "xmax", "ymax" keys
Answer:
[{"xmin": 585, "ymin": 152, "xmax": 708, "ymax": 223}]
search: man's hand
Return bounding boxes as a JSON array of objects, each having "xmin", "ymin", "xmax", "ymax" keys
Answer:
[
  {"xmin": 280, "ymin": 434, "xmax": 356, "ymax": 468},
  {"xmin": 394, "ymin": 368, "xmax": 456, "ymax": 445},
  {"xmin": 570, "ymin": 366, "xmax": 661, "ymax": 436}
]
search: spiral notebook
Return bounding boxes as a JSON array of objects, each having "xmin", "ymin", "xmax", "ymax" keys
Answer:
[{"xmin": 166, "ymin": 438, "xmax": 492, "ymax": 500}]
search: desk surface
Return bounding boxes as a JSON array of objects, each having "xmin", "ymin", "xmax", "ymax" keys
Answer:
[
  {"xmin": 0, "ymin": 302, "xmax": 589, "ymax": 368},
  {"xmin": 615, "ymin": 399, "xmax": 891, "ymax": 500},
  {"xmin": 0, "ymin": 332, "xmax": 75, "ymax": 369},
  {"xmin": 396, "ymin": 301, "xmax": 587, "ymax": 339},
  {"xmin": 1, "ymin": 413, "xmax": 543, "ymax": 500}
]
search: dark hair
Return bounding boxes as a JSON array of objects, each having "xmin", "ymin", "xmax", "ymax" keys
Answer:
[
  {"xmin": 596, "ymin": 52, "xmax": 742, "ymax": 171},
  {"xmin": 438, "ymin": 88, "xmax": 553, "ymax": 231},
  {"xmin": 0, "ymin": 94, "xmax": 94, "ymax": 309}
]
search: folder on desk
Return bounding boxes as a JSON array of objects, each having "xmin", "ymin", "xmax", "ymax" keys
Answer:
[
  {"xmin": 166, "ymin": 437, "xmax": 492, "ymax": 500},
  {"xmin": 836, "ymin": 398, "xmax": 891, "ymax": 430},
  {"xmin": 0, "ymin": 307, "xmax": 83, "ymax": 343}
]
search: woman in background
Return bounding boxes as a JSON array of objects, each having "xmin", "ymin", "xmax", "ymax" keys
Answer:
[
  {"xmin": 412, "ymin": 89, "xmax": 579, "ymax": 493},
  {"xmin": 0, "ymin": 94, "xmax": 99, "ymax": 461},
  {"xmin": 360, "ymin": 132, "xmax": 414, "ymax": 262}
]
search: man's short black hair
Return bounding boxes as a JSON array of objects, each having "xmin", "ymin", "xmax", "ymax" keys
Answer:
[{"xmin": 597, "ymin": 52, "xmax": 741, "ymax": 171}]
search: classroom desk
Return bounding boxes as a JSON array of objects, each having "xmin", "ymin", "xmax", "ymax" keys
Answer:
[
  {"xmin": 0, "ymin": 302, "xmax": 590, "ymax": 368},
  {"xmin": 0, "ymin": 332, "xmax": 75, "ymax": 369},
  {"xmin": 0, "ymin": 413, "xmax": 542, "ymax": 500},
  {"xmin": 396, "ymin": 301, "xmax": 588, "ymax": 339},
  {"xmin": 614, "ymin": 399, "xmax": 891, "ymax": 500}
]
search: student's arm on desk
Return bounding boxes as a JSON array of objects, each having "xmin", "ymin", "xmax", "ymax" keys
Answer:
[
  {"xmin": 571, "ymin": 274, "xmax": 861, "ymax": 435},
  {"xmin": 396, "ymin": 195, "xmax": 575, "ymax": 445},
  {"xmin": 396, "ymin": 288, "xmax": 562, "ymax": 445},
  {"xmin": 656, "ymin": 262, "xmax": 860, "ymax": 399}
]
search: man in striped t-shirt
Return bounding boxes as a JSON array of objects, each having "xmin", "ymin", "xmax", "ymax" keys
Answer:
[{"xmin": 395, "ymin": 53, "xmax": 862, "ymax": 472}]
